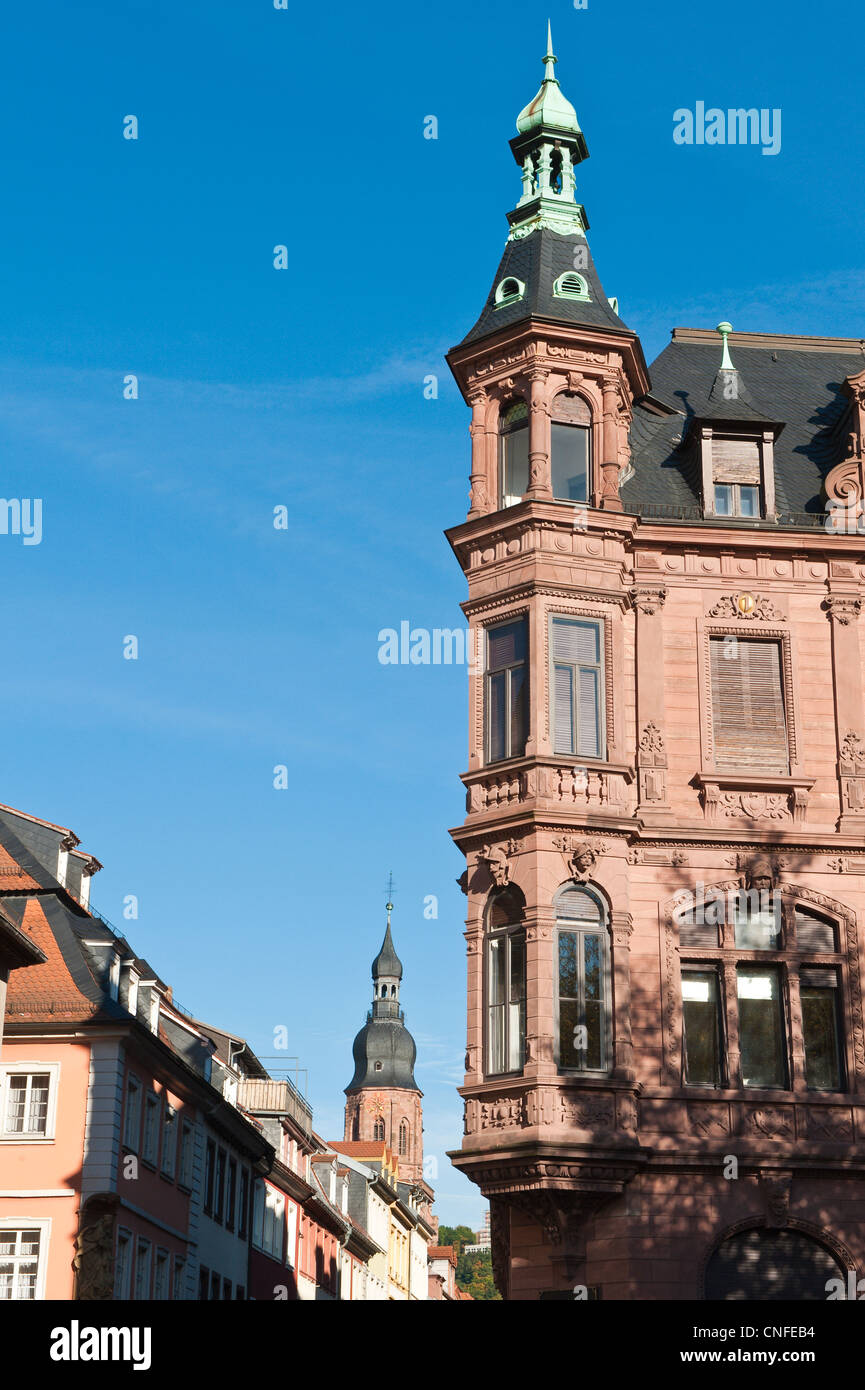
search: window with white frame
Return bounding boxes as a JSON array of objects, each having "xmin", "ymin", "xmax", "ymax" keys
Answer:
[
  {"xmin": 123, "ymin": 1074, "xmax": 142, "ymax": 1152},
  {"xmin": 0, "ymin": 1226, "xmax": 45, "ymax": 1300},
  {"xmin": 1, "ymin": 1066, "xmax": 58, "ymax": 1139},
  {"xmin": 172, "ymin": 1256, "xmax": 186, "ymax": 1301},
  {"xmin": 142, "ymin": 1092, "xmax": 160, "ymax": 1166},
  {"xmin": 133, "ymin": 1238, "xmax": 152, "ymax": 1300},
  {"xmin": 115, "ymin": 1228, "xmax": 132, "ymax": 1299}
]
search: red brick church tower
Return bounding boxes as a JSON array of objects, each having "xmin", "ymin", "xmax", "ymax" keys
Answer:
[
  {"xmin": 445, "ymin": 26, "xmax": 865, "ymax": 1300},
  {"xmin": 343, "ymin": 905, "xmax": 425, "ymax": 1186}
]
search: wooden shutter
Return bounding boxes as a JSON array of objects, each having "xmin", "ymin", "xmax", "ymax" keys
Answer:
[
  {"xmin": 553, "ymin": 619, "xmax": 598, "ymax": 665},
  {"xmin": 794, "ymin": 910, "xmax": 836, "ymax": 953},
  {"xmin": 712, "ymin": 438, "xmax": 760, "ymax": 483},
  {"xmin": 488, "ymin": 620, "xmax": 525, "ymax": 671},
  {"xmin": 710, "ymin": 638, "xmax": 788, "ymax": 773},
  {"xmin": 552, "ymin": 392, "xmax": 591, "ymax": 426},
  {"xmin": 556, "ymin": 886, "xmax": 602, "ymax": 922},
  {"xmin": 553, "ymin": 666, "xmax": 574, "ymax": 754},
  {"xmin": 679, "ymin": 922, "xmax": 720, "ymax": 948},
  {"xmin": 577, "ymin": 668, "xmax": 600, "ymax": 757}
]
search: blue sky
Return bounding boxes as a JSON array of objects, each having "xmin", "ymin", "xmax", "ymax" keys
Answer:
[{"xmin": 0, "ymin": 0, "xmax": 862, "ymax": 1226}]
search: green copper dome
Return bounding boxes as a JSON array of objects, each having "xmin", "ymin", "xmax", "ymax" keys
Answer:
[{"xmin": 516, "ymin": 22, "xmax": 582, "ymax": 136}]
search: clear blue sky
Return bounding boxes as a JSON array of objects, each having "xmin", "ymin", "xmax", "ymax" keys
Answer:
[{"xmin": 0, "ymin": 0, "xmax": 862, "ymax": 1227}]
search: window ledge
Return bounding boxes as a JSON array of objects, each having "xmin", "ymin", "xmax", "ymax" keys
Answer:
[{"xmin": 694, "ymin": 771, "xmax": 814, "ymax": 825}]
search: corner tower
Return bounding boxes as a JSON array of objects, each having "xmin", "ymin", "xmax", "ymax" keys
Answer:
[{"xmin": 344, "ymin": 903, "xmax": 425, "ymax": 1184}]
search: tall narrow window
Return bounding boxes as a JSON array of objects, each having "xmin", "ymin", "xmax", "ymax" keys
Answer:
[
  {"xmin": 485, "ymin": 618, "xmax": 528, "ymax": 764},
  {"xmin": 203, "ymin": 1139, "xmax": 216, "ymax": 1216},
  {"xmin": 142, "ymin": 1092, "xmax": 160, "ymax": 1166},
  {"xmin": 552, "ymin": 617, "xmax": 603, "ymax": 758},
  {"xmin": 800, "ymin": 968, "xmax": 842, "ymax": 1091},
  {"xmin": 398, "ymin": 1121, "xmax": 409, "ymax": 1157},
  {"xmin": 709, "ymin": 637, "xmax": 788, "ymax": 774},
  {"xmin": 682, "ymin": 969, "xmax": 723, "ymax": 1087},
  {"xmin": 556, "ymin": 885, "xmax": 609, "ymax": 1071},
  {"xmin": 123, "ymin": 1075, "xmax": 142, "ymax": 1152},
  {"xmin": 737, "ymin": 968, "xmax": 786, "ymax": 1088},
  {"xmin": 486, "ymin": 887, "xmax": 526, "ymax": 1076},
  {"xmin": 373, "ymin": 1118, "xmax": 385, "ymax": 1141},
  {"xmin": 551, "ymin": 393, "xmax": 591, "ymax": 502},
  {"xmin": 161, "ymin": 1104, "xmax": 177, "ymax": 1179},
  {"xmin": 499, "ymin": 399, "xmax": 528, "ymax": 507}
]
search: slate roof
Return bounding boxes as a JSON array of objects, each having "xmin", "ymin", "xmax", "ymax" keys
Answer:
[
  {"xmin": 372, "ymin": 922, "xmax": 403, "ymax": 981},
  {"xmin": 460, "ymin": 226, "xmax": 629, "ymax": 345},
  {"xmin": 624, "ymin": 332, "xmax": 865, "ymax": 517}
]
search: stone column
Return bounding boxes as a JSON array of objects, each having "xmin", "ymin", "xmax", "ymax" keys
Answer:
[
  {"xmin": 631, "ymin": 586, "xmax": 673, "ymax": 824},
  {"xmin": 526, "ymin": 370, "xmax": 552, "ymax": 499},
  {"xmin": 610, "ymin": 910, "xmax": 635, "ymax": 1080},
  {"xmin": 467, "ymin": 390, "xmax": 490, "ymax": 517},
  {"xmin": 523, "ymin": 904, "xmax": 557, "ymax": 1081},
  {"xmin": 825, "ymin": 595, "xmax": 865, "ymax": 832},
  {"xmin": 600, "ymin": 376, "xmax": 623, "ymax": 511}
]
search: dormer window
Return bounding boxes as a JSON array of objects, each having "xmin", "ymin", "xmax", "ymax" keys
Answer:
[
  {"xmin": 711, "ymin": 438, "xmax": 762, "ymax": 518},
  {"xmin": 494, "ymin": 276, "xmax": 525, "ymax": 308},
  {"xmin": 553, "ymin": 271, "xmax": 590, "ymax": 302}
]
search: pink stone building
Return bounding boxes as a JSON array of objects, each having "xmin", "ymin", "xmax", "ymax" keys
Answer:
[{"xmin": 446, "ymin": 30, "xmax": 865, "ymax": 1300}]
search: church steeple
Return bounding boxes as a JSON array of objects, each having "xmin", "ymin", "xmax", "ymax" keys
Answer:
[
  {"xmin": 371, "ymin": 899, "xmax": 403, "ymax": 1016},
  {"xmin": 343, "ymin": 898, "xmax": 425, "ymax": 1183}
]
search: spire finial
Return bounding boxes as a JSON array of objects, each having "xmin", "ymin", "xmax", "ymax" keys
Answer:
[
  {"xmin": 717, "ymin": 321, "xmax": 735, "ymax": 371},
  {"xmin": 385, "ymin": 869, "xmax": 395, "ymax": 928},
  {"xmin": 543, "ymin": 19, "xmax": 558, "ymax": 83}
]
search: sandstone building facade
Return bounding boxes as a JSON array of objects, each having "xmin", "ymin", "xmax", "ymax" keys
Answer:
[{"xmin": 446, "ymin": 28, "xmax": 865, "ymax": 1300}]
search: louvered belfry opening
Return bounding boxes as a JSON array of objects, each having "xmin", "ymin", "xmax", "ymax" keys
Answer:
[{"xmin": 709, "ymin": 636, "xmax": 788, "ymax": 773}]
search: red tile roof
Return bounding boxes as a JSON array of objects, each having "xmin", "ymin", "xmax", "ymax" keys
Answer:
[{"xmin": 4, "ymin": 899, "xmax": 97, "ymax": 1022}]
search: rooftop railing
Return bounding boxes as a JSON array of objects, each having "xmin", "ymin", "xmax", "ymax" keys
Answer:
[{"xmin": 236, "ymin": 1077, "xmax": 313, "ymax": 1136}]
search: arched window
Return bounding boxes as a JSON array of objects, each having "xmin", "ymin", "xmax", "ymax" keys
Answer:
[
  {"xmin": 486, "ymin": 886, "xmax": 526, "ymax": 1077},
  {"xmin": 705, "ymin": 1228, "xmax": 845, "ymax": 1300},
  {"xmin": 550, "ymin": 392, "xmax": 591, "ymax": 502},
  {"xmin": 351, "ymin": 1112, "xmax": 359, "ymax": 1141},
  {"xmin": 555, "ymin": 884, "xmax": 610, "ymax": 1072},
  {"xmin": 373, "ymin": 1118, "xmax": 385, "ymax": 1142},
  {"xmin": 499, "ymin": 398, "xmax": 529, "ymax": 508},
  {"xmin": 398, "ymin": 1120, "xmax": 409, "ymax": 1157},
  {"xmin": 380, "ymin": 985, "xmax": 387, "ymax": 998},
  {"xmin": 679, "ymin": 891, "xmax": 846, "ymax": 1092}
]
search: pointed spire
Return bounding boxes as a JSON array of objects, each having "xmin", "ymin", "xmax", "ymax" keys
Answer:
[
  {"xmin": 372, "ymin": 915, "xmax": 403, "ymax": 983},
  {"xmin": 543, "ymin": 19, "xmax": 557, "ymax": 83}
]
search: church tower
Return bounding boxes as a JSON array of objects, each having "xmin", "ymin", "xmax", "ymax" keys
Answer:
[{"xmin": 344, "ymin": 904, "xmax": 425, "ymax": 1185}]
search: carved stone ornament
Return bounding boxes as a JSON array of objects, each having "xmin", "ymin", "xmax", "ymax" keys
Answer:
[
  {"xmin": 708, "ymin": 593, "xmax": 786, "ymax": 621},
  {"xmin": 73, "ymin": 1195, "xmax": 119, "ymax": 1301},
  {"xmin": 638, "ymin": 720, "xmax": 666, "ymax": 764},
  {"xmin": 840, "ymin": 731, "xmax": 865, "ymax": 773},
  {"xmin": 823, "ymin": 595, "xmax": 863, "ymax": 625},
  {"xmin": 552, "ymin": 835, "xmax": 608, "ymax": 880},
  {"xmin": 478, "ymin": 839, "xmax": 520, "ymax": 887},
  {"xmin": 630, "ymin": 586, "xmax": 666, "ymax": 615},
  {"xmin": 759, "ymin": 1171, "xmax": 792, "ymax": 1228}
]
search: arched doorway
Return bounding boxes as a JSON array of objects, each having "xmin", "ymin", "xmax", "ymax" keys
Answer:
[{"xmin": 705, "ymin": 1227, "xmax": 846, "ymax": 1300}]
